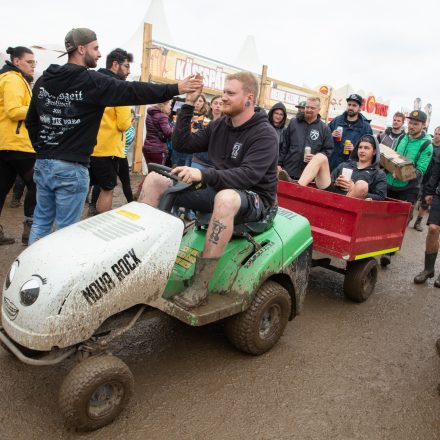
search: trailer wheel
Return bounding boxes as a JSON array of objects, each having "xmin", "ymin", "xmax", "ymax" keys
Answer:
[
  {"xmin": 343, "ymin": 258, "xmax": 378, "ymax": 303},
  {"xmin": 59, "ymin": 354, "xmax": 134, "ymax": 431},
  {"xmin": 225, "ymin": 281, "xmax": 291, "ymax": 355}
]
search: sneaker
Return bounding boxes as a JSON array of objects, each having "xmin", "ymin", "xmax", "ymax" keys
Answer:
[
  {"xmin": 0, "ymin": 225, "xmax": 15, "ymax": 245},
  {"xmin": 413, "ymin": 219, "xmax": 423, "ymax": 232}
]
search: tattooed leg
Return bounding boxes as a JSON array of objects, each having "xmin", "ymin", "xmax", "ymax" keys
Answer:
[{"xmin": 203, "ymin": 189, "xmax": 240, "ymax": 258}]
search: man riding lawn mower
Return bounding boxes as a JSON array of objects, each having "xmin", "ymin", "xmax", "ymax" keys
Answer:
[
  {"xmin": 1, "ymin": 72, "xmax": 313, "ymax": 431},
  {"xmin": 140, "ymin": 72, "xmax": 279, "ymax": 308}
]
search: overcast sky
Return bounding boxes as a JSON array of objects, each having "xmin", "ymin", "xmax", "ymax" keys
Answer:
[{"xmin": 2, "ymin": 0, "xmax": 439, "ymax": 131}]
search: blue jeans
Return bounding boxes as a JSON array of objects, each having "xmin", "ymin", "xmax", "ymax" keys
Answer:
[
  {"xmin": 29, "ymin": 159, "xmax": 89, "ymax": 244},
  {"xmin": 172, "ymin": 151, "xmax": 192, "ymax": 167}
]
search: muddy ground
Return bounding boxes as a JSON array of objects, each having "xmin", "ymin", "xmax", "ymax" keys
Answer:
[{"xmin": 0, "ymin": 180, "xmax": 439, "ymax": 440}]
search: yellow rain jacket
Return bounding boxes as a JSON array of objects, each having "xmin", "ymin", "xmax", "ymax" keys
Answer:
[
  {"xmin": 0, "ymin": 69, "xmax": 34, "ymax": 153},
  {"xmin": 92, "ymin": 105, "xmax": 132, "ymax": 157}
]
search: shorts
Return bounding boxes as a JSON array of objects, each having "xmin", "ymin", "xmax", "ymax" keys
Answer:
[
  {"xmin": 89, "ymin": 156, "xmax": 119, "ymax": 190},
  {"xmin": 427, "ymin": 195, "xmax": 440, "ymax": 226},
  {"xmin": 174, "ymin": 186, "xmax": 267, "ymax": 224},
  {"xmin": 324, "ymin": 184, "xmax": 344, "ymax": 195},
  {"xmin": 387, "ymin": 187, "xmax": 419, "ymax": 204}
]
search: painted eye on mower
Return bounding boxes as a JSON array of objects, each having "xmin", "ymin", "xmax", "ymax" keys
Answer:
[
  {"xmin": 20, "ymin": 278, "xmax": 40, "ymax": 306},
  {"xmin": 5, "ymin": 260, "xmax": 19, "ymax": 290}
]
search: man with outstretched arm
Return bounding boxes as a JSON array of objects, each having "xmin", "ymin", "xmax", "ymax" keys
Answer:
[
  {"xmin": 25, "ymin": 27, "xmax": 202, "ymax": 245},
  {"xmin": 139, "ymin": 72, "xmax": 279, "ymax": 309}
]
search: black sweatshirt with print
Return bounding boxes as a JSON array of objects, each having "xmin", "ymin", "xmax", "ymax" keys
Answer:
[
  {"xmin": 25, "ymin": 63, "xmax": 179, "ymax": 164},
  {"xmin": 172, "ymin": 104, "xmax": 278, "ymax": 208}
]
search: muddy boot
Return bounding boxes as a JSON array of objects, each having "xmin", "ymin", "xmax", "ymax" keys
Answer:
[
  {"xmin": 9, "ymin": 197, "xmax": 22, "ymax": 208},
  {"xmin": 0, "ymin": 225, "xmax": 15, "ymax": 245},
  {"xmin": 434, "ymin": 273, "xmax": 440, "ymax": 288},
  {"xmin": 278, "ymin": 169, "xmax": 292, "ymax": 182},
  {"xmin": 21, "ymin": 219, "xmax": 32, "ymax": 245},
  {"xmin": 414, "ymin": 252, "xmax": 437, "ymax": 284},
  {"xmin": 173, "ymin": 257, "xmax": 219, "ymax": 309},
  {"xmin": 413, "ymin": 217, "xmax": 424, "ymax": 232}
]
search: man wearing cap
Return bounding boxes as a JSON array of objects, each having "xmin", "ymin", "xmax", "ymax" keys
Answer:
[
  {"xmin": 380, "ymin": 110, "xmax": 432, "ymax": 267},
  {"xmin": 25, "ymin": 28, "xmax": 202, "ymax": 244},
  {"xmin": 295, "ymin": 100, "xmax": 306, "ymax": 115},
  {"xmin": 328, "ymin": 93, "xmax": 373, "ymax": 171},
  {"xmin": 278, "ymin": 96, "xmax": 333, "ymax": 181}
]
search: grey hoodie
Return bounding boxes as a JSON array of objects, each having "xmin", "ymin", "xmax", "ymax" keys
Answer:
[
  {"xmin": 268, "ymin": 102, "xmax": 287, "ymax": 141},
  {"xmin": 330, "ymin": 134, "xmax": 387, "ymax": 200}
]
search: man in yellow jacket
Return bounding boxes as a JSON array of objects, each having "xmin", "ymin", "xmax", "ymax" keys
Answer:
[
  {"xmin": 90, "ymin": 48, "xmax": 133, "ymax": 214},
  {"xmin": 0, "ymin": 46, "xmax": 36, "ymax": 245}
]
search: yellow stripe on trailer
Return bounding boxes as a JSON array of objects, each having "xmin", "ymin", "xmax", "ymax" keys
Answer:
[{"xmin": 354, "ymin": 247, "xmax": 400, "ymax": 260}]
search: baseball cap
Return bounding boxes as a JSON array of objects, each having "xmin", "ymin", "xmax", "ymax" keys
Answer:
[
  {"xmin": 346, "ymin": 93, "xmax": 363, "ymax": 106},
  {"xmin": 407, "ymin": 110, "xmax": 427, "ymax": 123},
  {"xmin": 58, "ymin": 28, "xmax": 97, "ymax": 57},
  {"xmin": 296, "ymin": 100, "xmax": 306, "ymax": 109}
]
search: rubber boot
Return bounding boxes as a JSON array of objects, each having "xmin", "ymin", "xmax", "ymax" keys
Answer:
[
  {"xmin": 414, "ymin": 252, "xmax": 437, "ymax": 284},
  {"xmin": 413, "ymin": 217, "xmax": 424, "ymax": 232},
  {"xmin": 9, "ymin": 196, "xmax": 22, "ymax": 208},
  {"xmin": 173, "ymin": 256, "xmax": 219, "ymax": 309},
  {"xmin": 21, "ymin": 219, "xmax": 32, "ymax": 245},
  {"xmin": 0, "ymin": 225, "xmax": 15, "ymax": 245}
]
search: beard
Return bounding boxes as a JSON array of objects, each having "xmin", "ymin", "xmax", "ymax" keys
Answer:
[
  {"xmin": 84, "ymin": 52, "xmax": 97, "ymax": 68},
  {"xmin": 347, "ymin": 109, "xmax": 358, "ymax": 117},
  {"xmin": 222, "ymin": 103, "xmax": 242, "ymax": 117},
  {"xmin": 116, "ymin": 66, "xmax": 127, "ymax": 80}
]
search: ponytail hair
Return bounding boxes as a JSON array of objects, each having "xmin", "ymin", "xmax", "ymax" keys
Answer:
[{"xmin": 6, "ymin": 46, "xmax": 33, "ymax": 61}]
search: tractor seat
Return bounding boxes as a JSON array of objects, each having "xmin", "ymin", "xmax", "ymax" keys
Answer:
[{"xmin": 196, "ymin": 205, "xmax": 278, "ymax": 237}]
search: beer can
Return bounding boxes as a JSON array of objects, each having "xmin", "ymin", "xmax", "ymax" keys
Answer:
[
  {"xmin": 304, "ymin": 146, "xmax": 311, "ymax": 161},
  {"xmin": 343, "ymin": 139, "xmax": 351, "ymax": 155},
  {"xmin": 336, "ymin": 126, "xmax": 343, "ymax": 142}
]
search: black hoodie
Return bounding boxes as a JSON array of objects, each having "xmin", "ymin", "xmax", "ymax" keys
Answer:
[
  {"xmin": 279, "ymin": 112, "xmax": 334, "ymax": 179},
  {"xmin": 25, "ymin": 63, "xmax": 179, "ymax": 164},
  {"xmin": 172, "ymin": 104, "xmax": 278, "ymax": 208},
  {"xmin": 330, "ymin": 134, "xmax": 387, "ymax": 200}
]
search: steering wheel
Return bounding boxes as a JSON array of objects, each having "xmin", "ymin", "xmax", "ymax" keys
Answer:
[
  {"xmin": 148, "ymin": 163, "xmax": 180, "ymax": 182},
  {"xmin": 148, "ymin": 163, "xmax": 204, "ymax": 213}
]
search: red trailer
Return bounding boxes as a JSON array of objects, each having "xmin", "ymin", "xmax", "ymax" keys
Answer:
[{"xmin": 277, "ymin": 181, "xmax": 411, "ymax": 302}]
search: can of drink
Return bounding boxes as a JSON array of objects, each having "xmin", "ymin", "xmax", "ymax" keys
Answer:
[
  {"xmin": 343, "ymin": 140, "xmax": 351, "ymax": 155},
  {"xmin": 335, "ymin": 126, "xmax": 343, "ymax": 142},
  {"xmin": 304, "ymin": 146, "xmax": 311, "ymax": 161}
]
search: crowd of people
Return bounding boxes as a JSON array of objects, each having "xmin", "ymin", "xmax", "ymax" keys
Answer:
[{"xmin": 1, "ymin": 26, "xmax": 440, "ymax": 310}]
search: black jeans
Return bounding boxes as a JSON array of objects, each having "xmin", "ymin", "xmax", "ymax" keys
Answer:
[{"xmin": 0, "ymin": 151, "xmax": 36, "ymax": 218}]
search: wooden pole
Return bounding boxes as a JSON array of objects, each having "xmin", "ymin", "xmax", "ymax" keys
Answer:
[
  {"xmin": 133, "ymin": 23, "xmax": 153, "ymax": 173},
  {"xmin": 258, "ymin": 64, "xmax": 268, "ymax": 108},
  {"xmin": 322, "ymin": 87, "xmax": 333, "ymax": 122}
]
